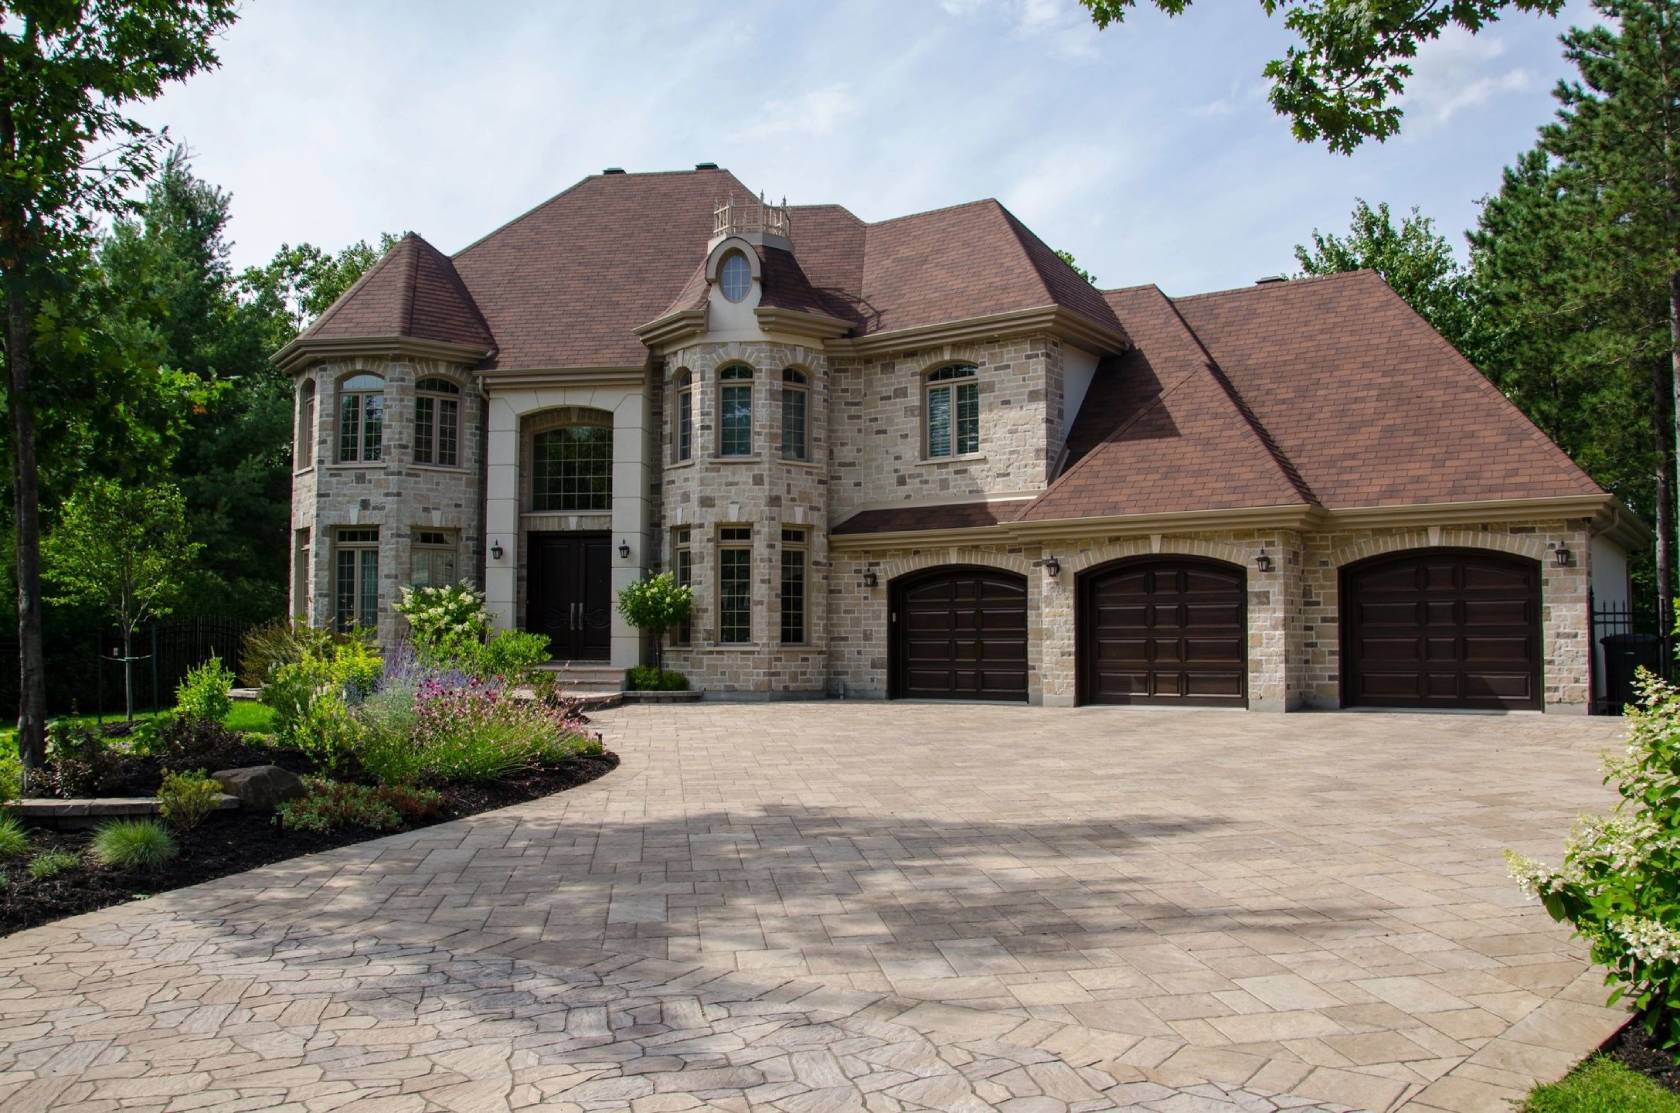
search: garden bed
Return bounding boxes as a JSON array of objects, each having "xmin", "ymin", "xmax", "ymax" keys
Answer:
[
  {"xmin": 1600, "ymin": 1018, "xmax": 1680, "ymax": 1095},
  {"xmin": 0, "ymin": 751, "xmax": 617, "ymax": 937}
]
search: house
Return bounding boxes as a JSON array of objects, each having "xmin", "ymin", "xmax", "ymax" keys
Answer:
[{"xmin": 277, "ymin": 165, "xmax": 1644, "ymax": 712}]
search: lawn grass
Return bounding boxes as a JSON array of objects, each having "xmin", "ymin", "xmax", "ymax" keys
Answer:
[
  {"xmin": 0, "ymin": 701, "xmax": 275, "ymax": 748},
  {"xmin": 1526, "ymin": 1056, "xmax": 1680, "ymax": 1112}
]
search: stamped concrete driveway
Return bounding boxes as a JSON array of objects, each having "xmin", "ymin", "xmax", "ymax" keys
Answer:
[{"xmin": 0, "ymin": 705, "xmax": 1630, "ymax": 1112}]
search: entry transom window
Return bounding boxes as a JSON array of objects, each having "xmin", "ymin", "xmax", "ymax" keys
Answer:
[
  {"xmin": 719, "ymin": 251, "xmax": 752, "ymax": 302},
  {"xmin": 780, "ymin": 527, "xmax": 807, "ymax": 645},
  {"xmin": 926, "ymin": 364, "xmax": 979, "ymax": 458},
  {"xmin": 781, "ymin": 369, "xmax": 808, "ymax": 462},
  {"xmin": 338, "ymin": 373, "xmax": 385, "ymax": 463},
  {"xmin": 719, "ymin": 365, "xmax": 753, "ymax": 457},
  {"xmin": 414, "ymin": 377, "xmax": 460, "ymax": 467},
  {"xmin": 534, "ymin": 425, "xmax": 613, "ymax": 511},
  {"xmin": 673, "ymin": 370, "xmax": 693, "ymax": 462},
  {"xmin": 334, "ymin": 527, "xmax": 379, "ymax": 632},
  {"xmin": 410, "ymin": 529, "xmax": 458, "ymax": 587},
  {"xmin": 718, "ymin": 525, "xmax": 752, "ymax": 644}
]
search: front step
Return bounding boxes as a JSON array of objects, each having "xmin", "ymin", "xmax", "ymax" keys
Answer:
[{"xmin": 535, "ymin": 663, "xmax": 626, "ymax": 694}]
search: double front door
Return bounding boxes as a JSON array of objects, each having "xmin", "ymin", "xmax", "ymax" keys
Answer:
[{"xmin": 527, "ymin": 532, "xmax": 611, "ymax": 661}]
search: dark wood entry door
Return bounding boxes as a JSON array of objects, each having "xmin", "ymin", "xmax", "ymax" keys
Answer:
[
  {"xmin": 1079, "ymin": 557, "xmax": 1247, "ymax": 706},
  {"xmin": 1342, "ymin": 549, "xmax": 1542, "ymax": 709},
  {"xmin": 890, "ymin": 567, "xmax": 1028, "ymax": 701},
  {"xmin": 526, "ymin": 533, "xmax": 612, "ymax": 661}
]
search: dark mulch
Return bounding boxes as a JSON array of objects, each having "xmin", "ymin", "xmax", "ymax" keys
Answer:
[
  {"xmin": 1603, "ymin": 1016, "xmax": 1680, "ymax": 1093},
  {"xmin": 0, "ymin": 752, "xmax": 619, "ymax": 937}
]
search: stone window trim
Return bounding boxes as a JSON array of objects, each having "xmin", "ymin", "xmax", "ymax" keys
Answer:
[
  {"xmin": 716, "ymin": 523, "xmax": 752, "ymax": 644},
  {"xmin": 336, "ymin": 371, "xmax": 386, "ymax": 465},
  {"xmin": 413, "ymin": 375, "xmax": 464, "ymax": 469},
  {"xmin": 672, "ymin": 368, "xmax": 694, "ymax": 463},
  {"xmin": 295, "ymin": 378, "xmax": 317, "ymax": 474},
  {"xmin": 718, "ymin": 364, "xmax": 754, "ymax": 458},
  {"xmin": 780, "ymin": 367, "xmax": 809, "ymax": 462},
  {"xmin": 924, "ymin": 362, "xmax": 980, "ymax": 460}
]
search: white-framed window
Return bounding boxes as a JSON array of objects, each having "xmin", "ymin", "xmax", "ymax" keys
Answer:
[
  {"xmin": 719, "ymin": 251, "xmax": 752, "ymax": 302},
  {"xmin": 296, "ymin": 379, "xmax": 316, "ymax": 470},
  {"xmin": 334, "ymin": 527, "xmax": 379, "ymax": 631},
  {"xmin": 780, "ymin": 527, "xmax": 807, "ymax": 645},
  {"xmin": 719, "ymin": 365, "xmax": 753, "ymax": 457},
  {"xmin": 673, "ymin": 369, "xmax": 693, "ymax": 462},
  {"xmin": 414, "ymin": 377, "xmax": 461, "ymax": 467},
  {"xmin": 672, "ymin": 526, "xmax": 693, "ymax": 646},
  {"xmin": 781, "ymin": 368, "xmax": 808, "ymax": 462},
  {"xmin": 410, "ymin": 529, "xmax": 458, "ymax": 586},
  {"xmin": 718, "ymin": 525, "xmax": 752, "ymax": 643},
  {"xmin": 926, "ymin": 364, "xmax": 979, "ymax": 458},
  {"xmin": 337, "ymin": 373, "xmax": 385, "ymax": 463}
]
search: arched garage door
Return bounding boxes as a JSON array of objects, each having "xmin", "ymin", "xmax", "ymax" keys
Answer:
[
  {"xmin": 1342, "ymin": 549, "xmax": 1542, "ymax": 710},
  {"xmin": 1079, "ymin": 557, "xmax": 1247, "ymax": 706},
  {"xmin": 890, "ymin": 567, "xmax": 1028, "ymax": 701}
]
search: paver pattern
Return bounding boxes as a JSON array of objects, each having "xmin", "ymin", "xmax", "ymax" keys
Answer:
[{"xmin": 0, "ymin": 704, "xmax": 1633, "ymax": 1111}]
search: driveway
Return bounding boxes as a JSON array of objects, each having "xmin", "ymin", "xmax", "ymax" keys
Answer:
[{"xmin": 0, "ymin": 705, "xmax": 1629, "ymax": 1112}]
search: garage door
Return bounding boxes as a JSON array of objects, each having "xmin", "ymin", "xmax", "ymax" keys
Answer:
[
  {"xmin": 1079, "ymin": 558, "xmax": 1247, "ymax": 705},
  {"xmin": 1343, "ymin": 549, "xmax": 1542, "ymax": 710},
  {"xmin": 891, "ymin": 567, "xmax": 1028, "ymax": 701}
]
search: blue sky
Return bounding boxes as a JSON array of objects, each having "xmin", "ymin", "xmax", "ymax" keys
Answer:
[{"xmin": 140, "ymin": 0, "xmax": 1595, "ymax": 297}]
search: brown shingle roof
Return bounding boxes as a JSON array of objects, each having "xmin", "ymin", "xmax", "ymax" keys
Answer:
[
  {"xmin": 302, "ymin": 232, "xmax": 493, "ymax": 352},
  {"xmin": 1172, "ymin": 270, "xmax": 1603, "ymax": 508},
  {"xmin": 833, "ymin": 501, "xmax": 1021, "ymax": 536}
]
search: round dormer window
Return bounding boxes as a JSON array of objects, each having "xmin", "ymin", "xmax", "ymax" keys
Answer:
[{"xmin": 719, "ymin": 251, "xmax": 752, "ymax": 302}]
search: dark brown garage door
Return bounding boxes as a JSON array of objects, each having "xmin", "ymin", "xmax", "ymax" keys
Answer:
[
  {"xmin": 1343, "ymin": 549, "xmax": 1542, "ymax": 710},
  {"xmin": 891, "ymin": 567, "xmax": 1028, "ymax": 701},
  {"xmin": 1079, "ymin": 558, "xmax": 1247, "ymax": 706}
]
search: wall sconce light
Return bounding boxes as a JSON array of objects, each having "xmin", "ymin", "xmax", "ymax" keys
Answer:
[
  {"xmin": 1042, "ymin": 556, "xmax": 1061, "ymax": 577},
  {"xmin": 490, "ymin": 539, "xmax": 504, "ymax": 561},
  {"xmin": 1553, "ymin": 545, "xmax": 1572, "ymax": 567},
  {"xmin": 618, "ymin": 538, "xmax": 632, "ymax": 560},
  {"xmin": 1256, "ymin": 551, "xmax": 1273, "ymax": 573},
  {"xmin": 863, "ymin": 571, "xmax": 878, "ymax": 588}
]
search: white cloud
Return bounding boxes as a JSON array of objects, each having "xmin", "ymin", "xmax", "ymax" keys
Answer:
[{"xmin": 743, "ymin": 86, "xmax": 858, "ymax": 139}]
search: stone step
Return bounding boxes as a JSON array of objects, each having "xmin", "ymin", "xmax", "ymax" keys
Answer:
[
  {"xmin": 10, "ymin": 794, "xmax": 239, "ymax": 829},
  {"xmin": 535, "ymin": 663, "xmax": 627, "ymax": 694}
]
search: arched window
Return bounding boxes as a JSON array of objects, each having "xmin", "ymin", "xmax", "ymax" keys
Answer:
[
  {"xmin": 414, "ymin": 376, "xmax": 461, "ymax": 466},
  {"xmin": 534, "ymin": 425, "xmax": 613, "ymax": 511},
  {"xmin": 719, "ymin": 251, "xmax": 752, "ymax": 302},
  {"xmin": 781, "ymin": 368, "xmax": 808, "ymax": 462},
  {"xmin": 338, "ymin": 373, "xmax": 384, "ymax": 463},
  {"xmin": 718, "ymin": 365, "xmax": 753, "ymax": 457},
  {"xmin": 673, "ymin": 369, "xmax": 693, "ymax": 462},
  {"xmin": 296, "ymin": 379, "xmax": 316, "ymax": 470},
  {"xmin": 925, "ymin": 364, "xmax": 979, "ymax": 458}
]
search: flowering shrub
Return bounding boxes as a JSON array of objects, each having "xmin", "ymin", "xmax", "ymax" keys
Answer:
[
  {"xmin": 1507, "ymin": 671, "xmax": 1680, "ymax": 1047},
  {"xmin": 175, "ymin": 656, "xmax": 234, "ymax": 724},
  {"xmin": 394, "ymin": 581, "xmax": 550, "ymax": 682},
  {"xmin": 617, "ymin": 573, "xmax": 693, "ymax": 680},
  {"xmin": 395, "ymin": 582, "xmax": 487, "ymax": 645}
]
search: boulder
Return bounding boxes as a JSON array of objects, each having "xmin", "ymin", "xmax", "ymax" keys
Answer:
[{"xmin": 211, "ymin": 765, "xmax": 305, "ymax": 811}]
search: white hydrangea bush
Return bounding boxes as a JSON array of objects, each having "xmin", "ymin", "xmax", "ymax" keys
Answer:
[
  {"xmin": 1507, "ymin": 670, "xmax": 1680, "ymax": 1047},
  {"xmin": 394, "ymin": 582, "xmax": 487, "ymax": 645}
]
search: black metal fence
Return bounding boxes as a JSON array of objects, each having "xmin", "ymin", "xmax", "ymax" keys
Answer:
[
  {"xmin": 1591, "ymin": 593, "xmax": 1667, "ymax": 715},
  {"xmin": 0, "ymin": 614, "xmax": 257, "ymax": 720}
]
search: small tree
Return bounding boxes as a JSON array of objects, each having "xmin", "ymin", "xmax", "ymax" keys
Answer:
[
  {"xmin": 44, "ymin": 479, "xmax": 201, "ymax": 722},
  {"xmin": 616, "ymin": 573, "xmax": 693, "ymax": 683}
]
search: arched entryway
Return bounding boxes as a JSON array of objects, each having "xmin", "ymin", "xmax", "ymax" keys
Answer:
[
  {"xmin": 1077, "ymin": 556, "xmax": 1247, "ymax": 706},
  {"xmin": 889, "ymin": 566, "xmax": 1028, "ymax": 701},
  {"xmin": 1341, "ymin": 548, "xmax": 1542, "ymax": 710}
]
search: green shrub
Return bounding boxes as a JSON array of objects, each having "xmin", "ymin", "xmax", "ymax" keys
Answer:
[
  {"xmin": 264, "ymin": 640, "xmax": 384, "ymax": 745},
  {"xmin": 627, "ymin": 665, "xmax": 689, "ymax": 692},
  {"xmin": 240, "ymin": 618, "xmax": 343, "ymax": 688},
  {"xmin": 291, "ymin": 691, "xmax": 362, "ymax": 775},
  {"xmin": 91, "ymin": 819, "xmax": 178, "ymax": 870},
  {"xmin": 175, "ymin": 656, "xmax": 235, "ymax": 724},
  {"xmin": 472, "ymin": 629, "xmax": 551, "ymax": 682},
  {"xmin": 29, "ymin": 849, "xmax": 79, "ymax": 880},
  {"xmin": 157, "ymin": 769, "xmax": 222, "ymax": 831},
  {"xmin": 378, "ymin": 784, "xmax": 443, "ymax": 824},
  {"xmin": 396, "ymin": 583, "xmax": 552, "ymax": 682},
  {"xmin": 395, "ymin": 582, "xmax": 487, "ymax": 645},
  {"xmin": 0, "ymin": 747, "xmax": 21, "ymax": 802},
  {"xmin": 0, "ymin": 815, "xmax": 29, "ymax": 859},
  {"xmin": 276, "ymin": 778, "xmax": 405, "ymax": 834},
  {"xmin": 616, "ymin": 573, "xmax": 693, "ymax": 680},
  {"xmin": 405, "ymin": 678, "xmax": 591, "ymax": 784},
  {"xmin": 44, "ymin": 721, "xmax": 126, "ymax": 797},
  {"xmin": 1509, "ymin": 671, "xmax": 1680, "ymax": 1049}
]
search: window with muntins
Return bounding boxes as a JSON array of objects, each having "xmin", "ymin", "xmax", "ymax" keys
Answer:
[
  {"xmin": 672, "ymin": 526, "xmax": 693, "ymax": 645},
  {"xmin": 673, "ymin": 370, "xmax": 693, "ymax": 462},
  {"xmin": 926, "ymin": 364, "xmax": 979, "ymax": 458},
  {"xmin": 781, "ymin": 369, "xmax": 808, "ymax": 461},
  {"xmin": 718, "ymin": 525, "xmax": 751, "ymax": 643},
  {"xmin": 414, "ymin": 377, "xmax": 460, "ymax": 466},
  {"xmin": 533, "ymin": 425, "xmax": 612, "ymax": 511},
  {"xmin": 780, "ymin": 527, "xmax": 806, "ymax": 644},
  {"xmin": 338, "ymin": 373, "xmax": 385, "ymax": 463},
  {"xmin": 296, "ymin": 380, "xmax": 316, "ymax": 470},
  {"xmin": 410, "ymin": 529, "xmax": 458, "ymax": 586},
  {"xmin": 719, "ymin": 365, "xmax": 753, "ymax": 457},
  {"xmin": 334, "ymin": 527, "xmax": 379, "ymax": 631}
]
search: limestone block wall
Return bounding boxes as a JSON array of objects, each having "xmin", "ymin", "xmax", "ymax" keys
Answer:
[
  {"xmin": 288, "ymin": 355, "xmax": 484, "ymax": 646},
  {"xmin": 657, "ymin": 339, "xmax": 831, "ymax": 695},
  {"xmin": 828, "ymin": 334, "xmax": 1063, "ymax": 522}
]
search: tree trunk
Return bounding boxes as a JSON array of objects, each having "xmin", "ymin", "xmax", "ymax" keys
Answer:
[
  {"xmin": 122, "ymin": 628, "xmax": 135, "ymax": 722},
  {"xmin": 5, "ymin": 272, "xmax": 46, "ymax": 790},
  {"xmin": 1657, "ymin": 346, "xmax": 1676, "ymax": 666}
]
